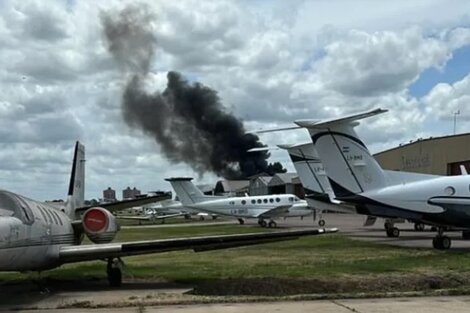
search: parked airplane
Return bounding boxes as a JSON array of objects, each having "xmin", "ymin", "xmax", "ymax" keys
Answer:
[
  {"xmin": 250, "ymin": 143, "xmax": 408, "ymax": 229},
  {"xmin": 116, "ymin": 206, "xmax": 184, "ymax": 224},
  {"xmin": 0, "ymin": 142, "xmax": 335, "ymax": 286},
  {"xmin": 292, "ymin": 108, "xmax": 470, "ymax": 250},
  {"xmin": 249, "ymin": 144, "xmax": 356, "ymax": 226},
  {"xmin": 166, "ymin": 178, "xmax": 313, "ymax": 227}
]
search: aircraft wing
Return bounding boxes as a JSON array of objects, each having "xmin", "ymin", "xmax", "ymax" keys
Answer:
[
  {"xmin": 257, "ymin": 205, "xmax": 292, "ymax": 219},
  {"xmin": 58, "ymin": 228, "xmax": 338, "ymax": 263},
  {"xmin": 116, "ymin": 213, "xmax": 185, "ymax": 221},
  {"xmin": 74, "ymin": 193, "xmax": 172, "ymax": 215}
]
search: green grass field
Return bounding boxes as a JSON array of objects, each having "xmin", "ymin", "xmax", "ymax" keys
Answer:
[{"xmin": 2, "ymin": 224, "xmax": 470, "ymax": 295}]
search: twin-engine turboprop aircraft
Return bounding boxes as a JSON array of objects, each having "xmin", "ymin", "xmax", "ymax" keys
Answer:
[
  {"xmin": 256, "ymin": 108, "xmax": 470, "ymax": 250},
  {"xmin": 0, "ymin": 142, "xmax": 335, "ymax": 286},
  {"xmin": 165, "ymin": 178, "xmax": 313, "ymax": 227},
  {"xmin": 291, "ymin": 108, "xmax": 470, "ymax": 250}
]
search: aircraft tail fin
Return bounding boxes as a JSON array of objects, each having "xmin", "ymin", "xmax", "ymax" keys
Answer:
[
  {"xmin": 165, "ymin": 178, "xmax": 215, "ymax": 205},
  {"xmin": 65, "ymin": 141, "xmax": 85, "ymax": 216},
  {"xmin": 276, "ymin": 143, "xmax": 334, "ymax": 202},
  {"xmin": 295, "ymin": 108, "xmax": 388, "ymax": 199}
]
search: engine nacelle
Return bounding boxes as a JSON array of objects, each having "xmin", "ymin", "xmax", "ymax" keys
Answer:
[{"xmin": 82, "ymin": 207, "xmax": 119, "ymax": 244}]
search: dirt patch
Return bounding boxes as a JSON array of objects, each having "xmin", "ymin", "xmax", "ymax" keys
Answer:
[{"xmin": 190, "ymin": 273, "xmax": 470, "ymax": 296}]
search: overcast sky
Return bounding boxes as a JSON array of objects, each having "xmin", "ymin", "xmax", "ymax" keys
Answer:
[{"xmin": 1, "ymin": 0, "xmax": 470, "ymax": 200}]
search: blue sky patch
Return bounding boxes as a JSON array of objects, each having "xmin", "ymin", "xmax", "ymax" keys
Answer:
[{"xmin": 409, "ymin": 44, "xmax": 470, "ymax": 98}]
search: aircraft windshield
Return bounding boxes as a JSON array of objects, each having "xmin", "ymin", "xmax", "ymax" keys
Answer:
[{"xmin": 0, "ymin": 190, "xmax": 34, "ymax": 224}]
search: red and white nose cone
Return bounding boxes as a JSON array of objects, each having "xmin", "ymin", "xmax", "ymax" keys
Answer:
[{"xmin": 83, "ymin": 208, "xmax": 108, "ymax": 233}]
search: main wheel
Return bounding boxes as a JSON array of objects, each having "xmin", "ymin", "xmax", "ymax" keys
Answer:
[
  {"xmin": 441, "ymin": 236, "xmax": 451, "ymax": 250},
  {"xmin": 260, "ymin": 220, "xmax": 267, "ymax": 227},
  {"xmin": 386, "ymin": 227, "xmax": 400, "ymax": 238},
  {"xmin": 318, "ymin": 219, "xmax": 326, "ymax": 227},
  {"xmin": 107, "ymin": 267, "xmax": 122, "ymax": 287},
  {"xmin": 268, "ymin": 221, "xmax": 277, "ymax": 228},
  {"xmin": 384, "ymin": 221, "xmax": 392, "ymax": 231},
  {"xmin": 414, "ymin": 223, "xmax": 425, "ymax": 231},
  {"xmin": 238, "ymin": 218, "xmax": 245, "ymax": 225},
  {"xmin": 433, "ymin": 236, "xmax": 451, "ymax": 250}
]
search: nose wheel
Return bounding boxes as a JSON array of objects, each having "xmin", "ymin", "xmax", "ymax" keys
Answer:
[
  {"xmin": 237, "ymin": 218, "xmax": 245, "ymax": 225},
  {"xmin": 318, "ymin": 219, "xmax": 326, "ymax": 227}
]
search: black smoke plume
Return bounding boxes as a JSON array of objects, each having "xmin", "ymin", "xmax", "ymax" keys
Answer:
[{"xmin": 101, "ymin": 5, "xmax": 285, "ymax": 179}]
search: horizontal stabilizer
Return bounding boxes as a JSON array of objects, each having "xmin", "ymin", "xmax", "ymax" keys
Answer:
[
  {"xmin": 247, "ymin": 146, "xmax": 278, "ymax": 152},
  {"xmin": 295, "ymin": 108, "xmax": 387, "ymax": 128},
  {"xmin": 252, "ymin": 125, "xmax": 303, "ymax": 134}
]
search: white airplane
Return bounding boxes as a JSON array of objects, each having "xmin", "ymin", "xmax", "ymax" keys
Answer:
[
  {"xmin": 292, "ymin": 108, "xmax": 470, "ymax": 250},
  {"xmin": 116, "ymin": 205, "xmax": 185, "ymax": 224},
  {"xmin": 0, "ymin": 142, "xmax": 335, "ymax": 286},
  {"xmin": 249, "ymin": 144, "xmax": 356, "ymax": 227},
  {"xmin": 250, "ymin": 143, "xmax": 407, "ymax": 229},
  {"xmin": 165, "ymin": 178, "xmax": 313, "ymax": 227}
]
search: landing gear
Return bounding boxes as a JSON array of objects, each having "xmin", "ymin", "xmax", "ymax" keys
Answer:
[
  {"xmin": 432, "ymin": 228, "xmax": 451, "ymax": 250},
  {"xmin": 268, "ymin": 220, "xmax": 277, "ymax": 228},
  {"xmin": 386, "ymin": 227, "xmax": 400, "ymax": 238},
  {"xmin": 238, "ymin": 218, "xmax": 245, "ymax": 225},
  {"xmin": 258, "ymin": 219, "xmax": 267, "ymax": 227},
  {"xmin": 199, "ymin": 216, "xmax": 205, "ymax": 221},
  {"xmin": 414, "ymin": 223, "xmax": 425, "ymax": 231},
  {"xmin": 384, "ymin": 220, "xmax": 393, "ymax": 231},
  {"xmin": 212, "ymin": 215, "xmax": 217, "ymax": 220},
  {"xmin": 433, "ymin": 236, "xmax": 451, "ymax": 250},
  {"xmin": 107, "ymin": 258, "xmax": 122, "ymax": 287},
  {"xmin": 318, "ymin": 219, "xmax": 326, "ymax": 227}
]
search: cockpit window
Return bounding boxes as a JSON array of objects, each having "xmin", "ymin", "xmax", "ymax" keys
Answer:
[
  {"xmin": 289, "ymin": 197, "xmax": 294, "ymax": 202},
  {"xmin": 0, "ymin": 190, "xmax": 34, "ymax": 224}
]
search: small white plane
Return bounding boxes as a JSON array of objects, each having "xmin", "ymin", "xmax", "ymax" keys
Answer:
[
  {"xmin": 165, "ymin": 178, "xmax": 313, "ymax": 227},
  {"xmin": 116, "ymin": 205, "xmax": 185, "ymax": 224},
  {"xmin": 292, "ymin": 108, "xmax": 470, "ymax": 250},
  {"xmin": 0, "ymin": 142, "xmax": 335, "ymax": 286}
]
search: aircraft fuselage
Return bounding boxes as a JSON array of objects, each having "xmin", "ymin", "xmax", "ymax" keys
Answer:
[{"xmin": 0, "ymin": 191, "xmax": 75, "ymax": 271}]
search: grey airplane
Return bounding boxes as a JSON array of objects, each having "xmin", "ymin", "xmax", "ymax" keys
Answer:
[{"xmin": 0, "ymin": 142, "xmax": 336, "ymax": 286}]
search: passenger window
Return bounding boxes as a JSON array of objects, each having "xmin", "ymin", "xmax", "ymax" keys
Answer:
[
  {"xmin": 38, "ymin": 207, "xmax": 48, "ymax": 222},
  {"xmin": 49, "ymin": 210, "xmax": 58, "ymax": 224},
  {"xmin": 52, "ymin": 211, "xmax": 63, "ymax": 226},
  {"xmin": 269, "ymin": 198, "xmax": 274, "ymax": 203},
  {"xmin": 43, "ymin": 208, "xmax": 53, "ymax": 224},
  {"xmin": 251, "ymin": 200, "xmax": 256, "ymax": 204},
  {"xmin": 241, "ymin": 200, "xmax": 246, "ymax": 205},
  {"xmin": 263, "ymin": 199, "xmax": 268, "ymax": 203},
  {"xmin": 445, "ymin": 186, "xmax": 456, "ymax": 196},
  {"xmin": 257, "ymin": 199, "xmax": 262, "ymax": 204},
  {"xmin": 275, "ymin": 198, "xmax": 280, "ymax": 202}
]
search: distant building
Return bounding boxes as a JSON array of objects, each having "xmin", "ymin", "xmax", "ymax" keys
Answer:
[
  {"xmin": 196, "ymin": 184, "xmax": 214, "ymax": 195},
  {"xmin": 249, "ymin": 175, "xmax": 272, "ymax": 196},
  {"xmin": 103, "ymin": 187, "xmax": 116, "ymax": 202},
  {"xmin": 374, "ymin": 133, "xmax": 470, "ymax": 175},
  {"xmin": 122, "ymin": 187, "xmax": 141, "ymax": 200},
  {"xmin": 268, "ymin": 172, "xmax": 304, "ymax": 198},
  {"xmin": 214, "ymin": 180, "xmax": 250, "ymax": 196}
]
